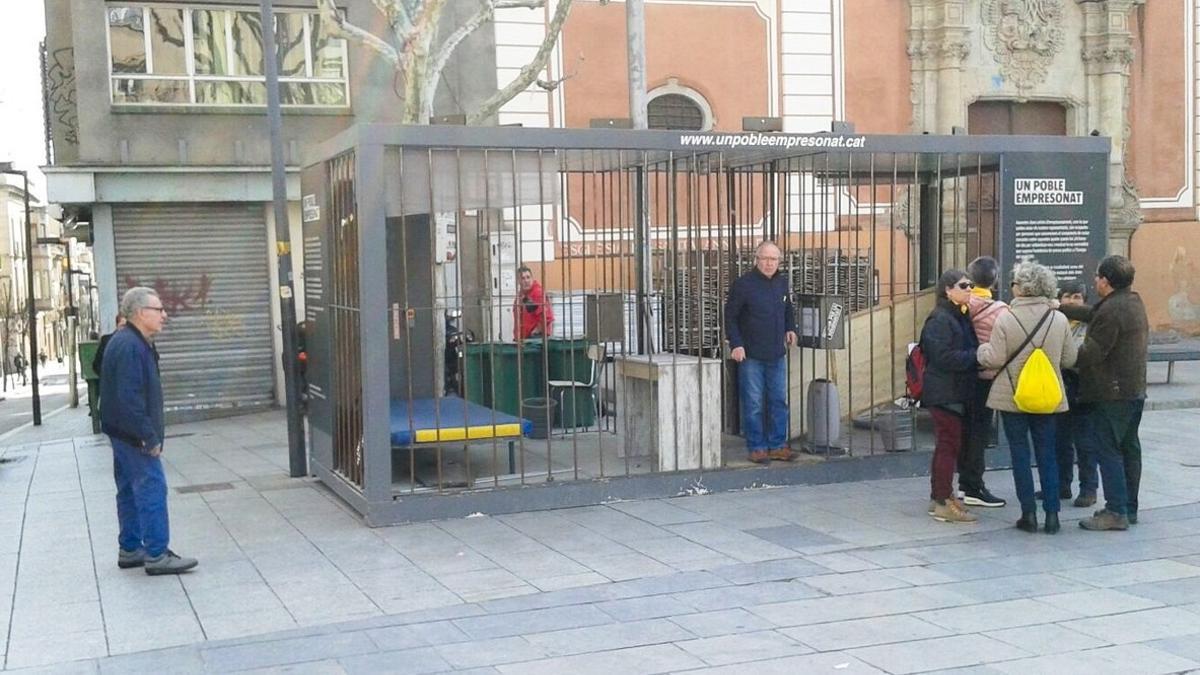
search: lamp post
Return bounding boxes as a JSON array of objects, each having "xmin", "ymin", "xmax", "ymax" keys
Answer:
[{"xmin": 1, "ymin": 162, "xmax": 41, "ymax": 425}]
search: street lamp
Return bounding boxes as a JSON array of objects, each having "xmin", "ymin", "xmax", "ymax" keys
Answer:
[{"xmin": 0, "ymin": 162, "xmax": 41, "ymax": 425}]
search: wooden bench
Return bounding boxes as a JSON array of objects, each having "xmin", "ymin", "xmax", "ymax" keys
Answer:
[{"xmin": 1147, "ymin": 339, "xmax": 1200, "ymax": 383}]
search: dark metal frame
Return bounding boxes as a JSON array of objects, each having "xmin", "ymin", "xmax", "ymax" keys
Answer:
[{"xmin": 303, "ymin": 126, "xmax": 1109, "ymax": 526}]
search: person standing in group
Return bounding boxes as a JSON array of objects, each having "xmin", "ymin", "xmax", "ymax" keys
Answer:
[
  {"xmin": 960, "ymin": 256, "xmax": 1008, "ymax": 509},
  {"xmin": 978, "ymin": 262, "xmax": 1077, "ymax": 534},
  {"xmin": 101, "ymin": 287, "xmax": 198, "ymax": 575},
  {"xmin": 513, "ymin": 266, "xmax": 554, "ymax": 341},
  {"xmin": 919, "ymin": 269, "xmax": 980, "ymax": 523},
  {"xmin": 1055, "ymin": 280, "xmax": 1097, "ymax": 507},
  {"xmin": 725, "ymin": 241, "xmax": 797, "ymax": 464},
  {"xmin": 1060, "ymin": 255, "xmax": 1149, "ymax": 531}
]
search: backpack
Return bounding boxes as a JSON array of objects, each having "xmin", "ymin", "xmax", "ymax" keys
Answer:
[
  {"xmin": 1001, "ymin": 309, "xmax": 1063, "ymax": 414},
  {"xmin": 905, "ymin": 342, "xmax": 928, "ymax": 404}
]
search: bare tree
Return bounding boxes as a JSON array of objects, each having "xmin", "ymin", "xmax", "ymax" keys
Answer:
[{"xmin": 317, "ymin": 0, "xmax": 577, "ymax": 124}]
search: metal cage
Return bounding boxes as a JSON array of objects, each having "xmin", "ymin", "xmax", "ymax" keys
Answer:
[{"xmin": 300, "ymin": 125, "xmax": 1109, "ymax": 525}]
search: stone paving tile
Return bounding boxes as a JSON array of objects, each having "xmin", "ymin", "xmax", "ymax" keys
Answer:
[
  {"xmin": 988, "ymin": 643, "xmax": 1200, "ymax": 675},
  {"xmin": 780, "ymin": 614, "xmax": 951, "ymax": 652},
  {"xmin": 493, "ymin": 643, "xmax": 706, "ymax": 675},
  {"xmin": 594, "ymin": 594, "xmax": 696, "ymax": 622},
  {"xmin": 1058, "ymin": 606, "xmax": 1200, "ymax": 644},
  {"xmin": 1055, "ymin": 558, "xmax": 1200, "ymax": 588},
  {"xmin": 238, "ymin": 659, "xmax": 349, "ymax": 674},
  {"xmin": 452, "ymin": 605, "xmax": 614, "ymax": 640},
  {"xmin": 4, "ymin": 630, "xmax": 109, "ymax": 670},
  {"xmin": 434, "ymin": 637, "xmax": 547, "ymax": 670},
  {"xmin": 1029, "ymin": 588, "xmax": 1164, "ymax": 616},
  {"xmin": 915, "ymin": 598, "xmax": 1083, "ymax": 633},
  {"xmin": 338, "ymin": 646, "xmax": 451, "ymax": 675},
  {"xmin": 938, "ymin": 573, "xmax": 1094, "ymax": 603},
  {"xmin": 1144, "ymin": 633, "xmax": 1200, "ymax": 662},
  {"xmin": 673, "ymin": 630, "xmax": 813, "ymax": 666},
  {"xmin": 674, "ymin": 650, "xmax": 885, "ymax": 674},
  {"xmin": 706, "ymin": 557, "xmax": 831, "ymax": 585},
  {"xmin": 666, "ymin": 608, "xmax": 775, "ymax": 638},
  {"xmin": 92, "ymin": 645, "xmax": 208, "ymax": 674},
  {"xmin": 1115, "ymin": 574, "xmax": 1200, "ymax": 606},
  {"xmin": 801, "ymin": 569, "xmax": 915, "ymax": 596},
  {"xmin": 606, "ymin": 500, "xmax": 708, "ymax": 526},
  {"xmin": 984, "ymin": 623, "xmax": 1110, "ymax": 656},
  {"xmin": 202, "ymin": 632, "xmax": 378, "ymax": 672},
  {"xmin": 748, "ymin": 586, "xmax": 973, "ymax": 628},
  {"xmin": 848, "ymin": 634, "xmax": 1031, "ymax": 675},
  {"xmin": 671, "ymin": 580, "xmax": 823, "ymax": 614},
  {"xmin": 522, "ymin": 617, "xmax": 695, "ymax": 657},
  {"xmin": 199, "ymin": 607, "xmax": 299, "ymax": 642}
]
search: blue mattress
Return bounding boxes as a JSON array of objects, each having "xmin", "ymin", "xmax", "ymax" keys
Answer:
[{"xmin": 390, "ymin": 396, "xmax": 533, "ymax": 447}]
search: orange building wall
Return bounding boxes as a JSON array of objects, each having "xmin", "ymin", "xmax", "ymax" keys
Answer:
[
  {"xmin": 842, "ymin": 0, "xmax": 911, "ymax": 133},
  {"xmin": 560, "ymin": 1, "xmax": 770, "ymax": 130},
  {"xmin": 1127, "ymin": 2, "xmax": 1189, "ymax": 201}
]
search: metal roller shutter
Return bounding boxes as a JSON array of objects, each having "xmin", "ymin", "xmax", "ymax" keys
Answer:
[{"xmin": 113, "ymin": 203, "xmax": 275, "ymax": 417}]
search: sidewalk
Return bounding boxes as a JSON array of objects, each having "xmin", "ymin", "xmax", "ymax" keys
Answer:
[{"xmin": 0, "ymin": 400, "xmax": 1198, "ymax": 672}]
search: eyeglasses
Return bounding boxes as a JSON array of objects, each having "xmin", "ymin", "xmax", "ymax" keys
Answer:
[
  {"xmin": 143, "ymin": 306, "xmax": 166, "ymax": 314},
  {"xmin": 955, "ymin": 282, "xmax": 974, "ymax": 290},
  {"xmin": 756, "ymin": 256, "xmax": 780, "ymax": 262}
]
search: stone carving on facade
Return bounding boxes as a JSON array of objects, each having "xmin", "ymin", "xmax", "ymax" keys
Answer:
[{"xmin": 981, "ymin": 0, "xmax": 1066, "ymax": 93}]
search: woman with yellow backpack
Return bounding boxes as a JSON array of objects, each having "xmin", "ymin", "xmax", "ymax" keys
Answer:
[{"xmin": 977, "ymin": 261, "xmax": 1078, "ymax": 534}]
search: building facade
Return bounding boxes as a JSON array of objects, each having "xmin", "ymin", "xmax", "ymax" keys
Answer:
[
  {"xmin": 42, "ymin": 0, "xmax": 497, "ymax": 420},
  {"xmin": 499, "ymin": 0, "xmax": 1199, "ymax": 333}
]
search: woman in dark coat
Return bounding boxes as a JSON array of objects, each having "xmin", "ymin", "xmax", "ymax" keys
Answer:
[{"xmin": 920, "ymin": 269, "xmax": 980, "ymax": 523}]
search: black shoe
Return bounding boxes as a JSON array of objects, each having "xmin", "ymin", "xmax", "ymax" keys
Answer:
[
  {"xmin": 1016, "ymin": 512, "xmax": 1039, "ymax": 533},
  {"xmin": 962, "ymin": 488, "xmax": 1006, "ymax": 508},
  {"xmin": 1043, "ymin": 512, "xmax": 1060, "ymax": 534}
]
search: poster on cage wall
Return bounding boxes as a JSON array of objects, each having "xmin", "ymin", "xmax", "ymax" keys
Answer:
[{"xmin": 999, "ymin": 152, "xmax": 1108, "ymax": 300}]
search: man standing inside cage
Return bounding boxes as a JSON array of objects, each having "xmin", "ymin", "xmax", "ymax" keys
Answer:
[
  {"xmin": 101, "ymin": 287, "xmax": 197, "ymax": 575},
  {"xmin": 725, "ymin": 241, "xmax": 798, "ymax": 464},
  {"xmin": 513, "ymin": 265, "xmax": 554, "ymax": 341}
]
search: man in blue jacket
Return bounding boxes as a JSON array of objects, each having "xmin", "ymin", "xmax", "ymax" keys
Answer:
[
  {"xmin": 725, "ymin": 241, "xmax": 797, "ymax": 464},
  {"xmin": 101, "ymin": 287, "xmax": 197, "ymax": 575}
]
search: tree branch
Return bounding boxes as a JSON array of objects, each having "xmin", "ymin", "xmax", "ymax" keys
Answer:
[
  {"xmin": 370, "ymin": 0, "xmax": 415, "ymax": 38},
  {"xmin": 467, "ymin": 0, "xmax": 575, "ymax": 125},
  {"xmin": 428, "ymin": 0, "xmax": 546, "ymax": 83},
  {"xmin": 317, "ymin": 0, "xmax": 401, "ymax": 68}
]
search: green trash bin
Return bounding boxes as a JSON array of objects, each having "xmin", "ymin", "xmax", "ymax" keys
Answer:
[
  {"xmin": 479, "ymin": 341, "xmax": 545, "ymax": 417},
  {"xmin": 463, "ymin": 343, "xmax": 492, "ymax": 407},
  {"xmin": 546, "ymin": 339, "xmax": 596, "ymax": 428}
]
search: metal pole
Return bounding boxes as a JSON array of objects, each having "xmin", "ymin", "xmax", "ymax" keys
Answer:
[
  {"xmin": 66, "ymin": 242, "xmax": 78, "ymax": 407},
  {"xmin": 22, "ymin": 171, "xmax": 41, "ymax": 425},
  {"xmin": 260, "ymin": 0, "xmax": 307, "ymax": 477},
  {"xmin": 626, "ymin": 0, "xmax": 648, "ymax": 129}
]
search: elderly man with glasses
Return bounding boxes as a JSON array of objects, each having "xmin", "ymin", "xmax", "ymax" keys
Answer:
[
  {"xmin": 100, "ymin": 287, "xmax": 198, "ymax": 575},
  {"xmin": 725, "ymin": 241, "xmax": 798, "ymax": 464}
]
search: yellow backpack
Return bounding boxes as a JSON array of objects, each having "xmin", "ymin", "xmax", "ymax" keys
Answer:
[{"xmin": 1003, "ymin": 309, "xmax": 1063, "ymax": 414}]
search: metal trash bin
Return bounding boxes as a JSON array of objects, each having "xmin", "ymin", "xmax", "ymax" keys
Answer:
[{"xmin": 521, "ymin": 397, "xmax": 556, "ymax": 439}]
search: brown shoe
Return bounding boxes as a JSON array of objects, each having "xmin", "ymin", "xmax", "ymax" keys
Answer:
[
  {"xmin": 1079, "ymin": 509, "xmax": 1128, "ymax": 531},
  {"xmin": 768, "ymin": 447, "xmax": 797, "ymax": 462},
  {"xmin": 931, "ymin": 499, "xmax": 977, "ymax": 523},
  {"xmin": 748, "ymin": 450, "xmax": 770, "ymax": 464},
  {"xmin": 1073, "ymin": 493, "xmax": 1096, "ymax": 508}
]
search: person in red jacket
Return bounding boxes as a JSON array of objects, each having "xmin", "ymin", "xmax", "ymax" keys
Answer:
[{"xmin": 513, "ymin": 266, "xmax": 554, "ymax": 341}]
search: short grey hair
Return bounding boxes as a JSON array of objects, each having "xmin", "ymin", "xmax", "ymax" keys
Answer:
[
  {"xmin": 120, "ymin": 287, "xmax": 160, "ymax": 319},
  {"xmin": 755, "ymin": 240, "xmax": 780, "ymax": 257},
  {"xmin": 1011, "ymin": 261, "xmax": 1058, "ymax": 299}
]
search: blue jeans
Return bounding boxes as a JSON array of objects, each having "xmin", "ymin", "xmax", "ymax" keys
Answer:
[
  {"xmin": 1001, "ymin": 412, "xmax": 1059, "ymax": 514},
  {"xmin": 1056, "ymin": 409, "xmax": 1098, "ymax": 495},
  {"xmin": 738, "ymin": 356, "xmax": 788, "ymax": 452},
  {"xmin": 112, "ymin": 438, "xmax": 170, "ymax": 557},
  {"xmin": 1083, "ymin": 400, "xmax": 1144, "ymax": 517}
]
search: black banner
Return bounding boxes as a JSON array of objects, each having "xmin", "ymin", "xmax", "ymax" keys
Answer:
[{"xmin": 1000, "ymin": 152, "xmax": 1108, "ymax": 298}]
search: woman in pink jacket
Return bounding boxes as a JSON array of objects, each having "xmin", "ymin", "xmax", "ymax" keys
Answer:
[{"xmin": 961, "ymin": 257, "xmax": 1008, "ymax": 509}]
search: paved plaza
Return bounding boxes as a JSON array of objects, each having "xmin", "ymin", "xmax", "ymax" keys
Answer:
[{"xmin": 0, "ymin": 368, "xmax": 1198, "ymax": 673}]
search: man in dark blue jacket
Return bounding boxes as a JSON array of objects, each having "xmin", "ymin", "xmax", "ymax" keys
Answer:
[
  {"xmin": 101, "ymin": 287, "xmax": 197, "ymax": 575},
  {"xmin": 725, "ymin": 241, "xmax": 797, "ymax": 464}
]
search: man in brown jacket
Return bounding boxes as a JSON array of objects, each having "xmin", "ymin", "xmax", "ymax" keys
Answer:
[{"xmin": 1060, "ymin": 255, "xmax": 1148, "ymax": 531}]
